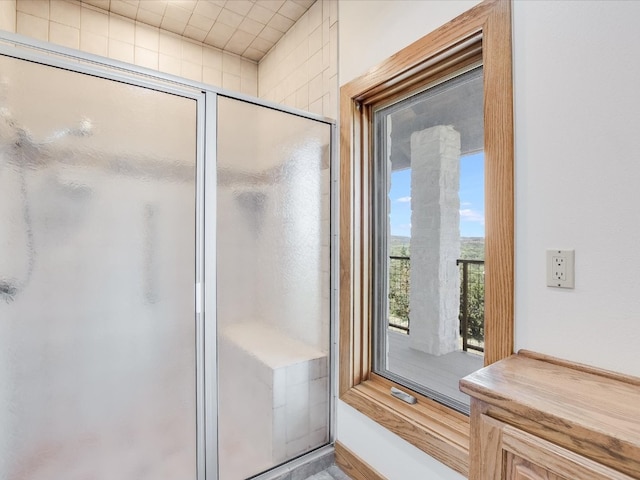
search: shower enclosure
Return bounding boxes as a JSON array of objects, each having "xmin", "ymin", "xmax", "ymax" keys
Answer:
[{"xmin": 0, "ymin": 35, "xmax": 333, "ymax": 480}]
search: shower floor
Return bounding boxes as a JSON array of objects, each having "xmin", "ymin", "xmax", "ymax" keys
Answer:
[{"xmin": 304, "ymin": 465, "xmax": 351, "ymax": 480}]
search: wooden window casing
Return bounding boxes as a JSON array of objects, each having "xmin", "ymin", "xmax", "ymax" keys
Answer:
[{"xmin": 338, "ymin": 0, "xmax": 514, "ymax": 475}]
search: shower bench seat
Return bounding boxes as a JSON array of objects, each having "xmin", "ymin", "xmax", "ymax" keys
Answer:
[{"xmin": 218, "ymin": 322, "xmax": 329, "ymax": 478}]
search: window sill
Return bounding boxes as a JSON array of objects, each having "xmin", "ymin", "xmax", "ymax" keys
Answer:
[{"xmin": 340, "ymin": 374, "xmax": 470, "ymax": 477}]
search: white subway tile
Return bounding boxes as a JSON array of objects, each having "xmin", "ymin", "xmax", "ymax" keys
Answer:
[
  {"xmin": 0, "ymin": 0, "xmax": 16, "ymax": 33},
  {"xmin": 135, "ymin": 22, "xmax": 159, "ymax": 51},
  {"xmin": 310, "ymin": 376, "xmax": 328, "ymax": 403},
  {"xmin": 278, "ymin": 0, "xmax": 305, "ymax": 22},
  {"xmin": 81, "ymin": 7, "xmax": 108, "ymax": 36},
  {"xmin": 202, "ymin": 46, "xmax": 222, "ymax": 68},
  {"xmin": 285, "ymin": 383, "xmax": 309, "ymax": 440},
  {"xmin": 134, "ymin": 46, "xmax": 158, "ymax": 69},
  {"xmin": 184, "ymin": 25, "xmax": 207, "ymax": 43},
  {"xmin": 241, "ymin": 77, "xmax": 257, "ymax": 96},
  {"xmin": 135, "ymin": 8, "xmax": 162, "ymax": 28},
  {"xmin": 161, "ymin": 16, "xmax": 186, "ymax": 35},
  {"xmin": 181, "ymin": 60, "xmax": 202, "ymax": 81},
  {"xmin": 159, "ymin": 31, "xmax": 181, "ymax": 57},
  {"xmin": 193, "ymin": 1, "xmax": 221, "ymax": 20},
  {"xmin": 164, "ymin": 3, "xmax": 191, "ymax": 23},
  {"xmin": 17, "ymin": 0, "xmax": 48, "ymax": 19},
  {"xmin": 225, "ymin": 0, "xmax": 252, "ymax": 17},
  {"xmin": 309, "ymin": 427, "xmax": 328, "ymax": 447},
  {"xmin": 110, "ymin": 0, "xmax": 137, "ymax": 19},
  {"xmin": 273, "ymin": 405, "xmax": 287, "ymax": 459},
  {"xmin": 285, "ymin": 435, "xmax": 310, "ymax": 458},
  {"xmin": 308, "ymin": 49, "xmax": 322, "ymax": 77},
  {"xmin": 217, "ymin": 7, "xmax": 243, "ymax": 29},
  {"xmin": 328, "ymin": 22, "xmax": 337, "ymax": 77},
  {"xmin": 138, "ymin": 0, "xmax": 166, "ymax": 16},
  {"xmin": 328, "ymin": 0, "xmax": 337, "ymax": 26},
  {"xmin": 50, "ymin": 22, "xmax": 79, "ymax": 49},
  {"xmin": 17, "ymin": 12, "xmax": 48, "ymax": 41},
  {"xmin": 202, "ymin": 65, "xmax": 221, "ymax": 86},
  {"xmin": 309, "ymin": 24, "xmax": 322, "ymax": 56},
  {"xmin": 182, "ymin": 39, "xmax": 203, "ymax": 64},
  {"xmin": 309, "ymin": 356, "xmax": 328, "ymax": 380},
  {"xmin": 80, "ymin": 30, "xmax": 108, "ymax": 56},
  {"xmin": 109, "ymin": 16, "xmax": 134, "ymax": 44},
  {"xmin": 307, "ymin": 1, "xmax": 322, "ymax": 31},
  {"xmin": 222, "ymin": 72, "xmax": 240, "ymax": 91},
  {"xmin": 222, "ymin": 52, "xmax": 241, "ymax": 75},
  {"xmin": 273, "ymin": 367, "xmax": 286, "ymax": 407},
  {"xmin": 309, "ymin": 401, "xmax": 328, "ymax": 432},
  {"xmin": 247, "ymin": 3, "xmax": 274, "ymax": 25},
  {"xmin": 286, "ymin": 361, "xmax": 309, "ymax": 386},
  {"xmin": 309, "ymin": 98, "xmax": 323, "ymax": 116},
  {"xmin": 109, "ymin": 38, "xmax": 134, "ymax": 63},
  {"xmin": 50, "ymin": 1, "xmax": 80, "ymax": 29},
  {"xmin": 295, "ymin": 83, "xmax": 308, "ymax": 110}
]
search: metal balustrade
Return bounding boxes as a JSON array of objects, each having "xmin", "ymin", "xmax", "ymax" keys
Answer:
[{"xmin": 387, "ymin": 256, "xmax": 485, "ymax": 353}]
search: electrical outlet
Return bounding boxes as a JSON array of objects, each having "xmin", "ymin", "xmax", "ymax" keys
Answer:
[{"xmin": 547, "ymin": 249, "xmax": 575, "ymax": 288}]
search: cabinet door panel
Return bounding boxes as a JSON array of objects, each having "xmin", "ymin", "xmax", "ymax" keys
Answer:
[
  {"xmin": 502, "ymin": 425, "xmax": 633, "ymax": 480},
  {"xmin": 506, "ymin": 452, "xmax": 566, "ymax": 480}
]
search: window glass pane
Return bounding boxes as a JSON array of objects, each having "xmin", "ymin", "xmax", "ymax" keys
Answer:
[{"xmin": 373, "ymin": 66, "xmax": 484, "ymax": 414}]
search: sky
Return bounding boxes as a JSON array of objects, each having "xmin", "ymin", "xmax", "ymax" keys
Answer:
[{"xmin": 389, "ymin": 151, "xmax": 485, "ymax": 238}]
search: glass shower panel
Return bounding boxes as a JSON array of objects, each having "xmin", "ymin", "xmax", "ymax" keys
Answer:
[
  {"xmin": 0, "ymin": 55, "xmax": 198, "ymax": 479},
  {"xmin": 217, "ymin": 96, "xmax": 331, "ymax": 480}
]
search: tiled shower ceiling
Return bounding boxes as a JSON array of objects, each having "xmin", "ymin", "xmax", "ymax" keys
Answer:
[{"xmin": 81, "ymin": 0, "xmax": 316, "ymax": 61}]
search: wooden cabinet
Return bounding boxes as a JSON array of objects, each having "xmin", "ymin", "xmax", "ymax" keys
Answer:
[{"xmin": 460, "ymin": 351, "xmax": 640, "ymax": 480}]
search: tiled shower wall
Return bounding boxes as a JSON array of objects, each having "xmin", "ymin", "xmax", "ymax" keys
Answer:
[
  {"xmin": 0, "ymin": 1, "xmax": 17, "ymax": 33},
  {"xmin": 1, "ymin": 0, "xmax": 338, "ymax": 119},
  {"xmin": 258, "ymin": 0, "xmax": 338, "ymax": 119},
  {"xmin": 4, "ymin": 0, "xmax": 258, "ymax": 95}
]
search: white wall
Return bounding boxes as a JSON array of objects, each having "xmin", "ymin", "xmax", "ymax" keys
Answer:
[
  {"xmin": 338, "ymin": 0, "xmax": 640, "ymax": 478},
  {"xmin": 512, "ymin": 0, "xmax": 640, "ymax": 377}
]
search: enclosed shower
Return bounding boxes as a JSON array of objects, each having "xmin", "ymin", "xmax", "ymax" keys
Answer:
[{"xmin": 0, "ymin": 35, "xmax": 333, "ymax": 480}]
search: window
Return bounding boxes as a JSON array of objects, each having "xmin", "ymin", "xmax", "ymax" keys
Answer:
[
  {"xmin": 372, "ymin": 66, "xmax": 485, "ymax": 415},
  {"xmin": 339, "ymin": 0, "xmax": 513, "ymax": 475}
]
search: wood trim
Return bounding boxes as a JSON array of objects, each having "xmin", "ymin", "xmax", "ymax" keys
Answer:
[
  {"xmin": 482, "ymin": 0, "xmax": 514, "ymax": 366},
  {"xmin": 339, "ymin": 0, "xmax": 514, "ymax": 474},
  {"xmin": 517, "ymin": 349, "xmax": 640, "ymax": 387},
  {"xmin": 343, "ymin": 378, "xmax": 470, "ymax": 476},
  {"xmin": 461, "ymin": 353, "xmax": 640, "ymax": 478},
  {"xmin": 477, "ymin": 413, "xmax": 505, "ymax": 480},
  {"xmin": 502, "ymin": 423, "xmax": 635, "ymax": 480},
  {"xmin": 334, "ymin": 441, "xmax": 386, "ymax": 480}
]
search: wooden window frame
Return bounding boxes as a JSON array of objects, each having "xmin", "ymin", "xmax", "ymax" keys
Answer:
[{"xmin": 338, "ymin": 0, "xmax": 514, "ymax": 476}]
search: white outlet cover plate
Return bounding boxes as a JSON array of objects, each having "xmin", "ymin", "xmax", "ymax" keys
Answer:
[{"xmin": 546, "ymin": 249, "xmax": 575, "ymax": 288}]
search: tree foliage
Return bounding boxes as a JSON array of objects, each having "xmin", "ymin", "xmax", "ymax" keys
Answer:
[{"xmin": 387, "ymin": 237, "xmax": 485, "ymax": 347}]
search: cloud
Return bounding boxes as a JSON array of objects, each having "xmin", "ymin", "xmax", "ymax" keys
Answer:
[
  {"xmin": 396, "ymin": 196, "xmax": 411, "ymax": 203},
  {"xmin": 460, "ymin": 209, "xmax": 485, "ymax": 224}
]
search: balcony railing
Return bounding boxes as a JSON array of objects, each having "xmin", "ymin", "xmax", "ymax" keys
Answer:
[
  {"xmin": 388, "ymin": 256, "xmax": 411, "ymax": 333},
  {"xmin": 456, "ymin": 259, "xmax": 485, "ymax": 353},
  {"xmin": 387, "ymin": 256, "xmax": 485, "ymax": 353}
]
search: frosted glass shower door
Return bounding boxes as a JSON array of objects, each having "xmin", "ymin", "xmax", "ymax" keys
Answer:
[
  {"xmin": 217, "ymin": 97, "xmax": 331, "ymax": 479},
  {"xmin": 0, "ymin": 55, "xmax": 199, "ymax": 479}
]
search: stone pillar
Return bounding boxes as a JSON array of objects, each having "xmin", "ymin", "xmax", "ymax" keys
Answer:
[{"xmin": 408, "ymin": 125, "xmax": 461, "ymax": 355}]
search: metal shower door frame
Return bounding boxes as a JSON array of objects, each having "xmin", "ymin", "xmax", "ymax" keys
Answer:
[
  {"xmin": 0, "ymin": 30, "xmax": 337, "ymax": 480},
  {"xmin": 0, "ymin": 34, "xmax": 212, "ymax": 480}
]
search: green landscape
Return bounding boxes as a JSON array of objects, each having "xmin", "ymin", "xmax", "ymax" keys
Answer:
[
  {"xmin": 387, "ymin": 236, "xmax": 485, "ymax": 350},
  {"xmin": 390, "ymin": 235, "xmax": 485, "ymax": 259}
]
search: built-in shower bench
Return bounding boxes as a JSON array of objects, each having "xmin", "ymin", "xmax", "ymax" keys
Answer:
[{"xmin": 218, "ymin": 322, "xmax": 329, "ymax": 478}]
